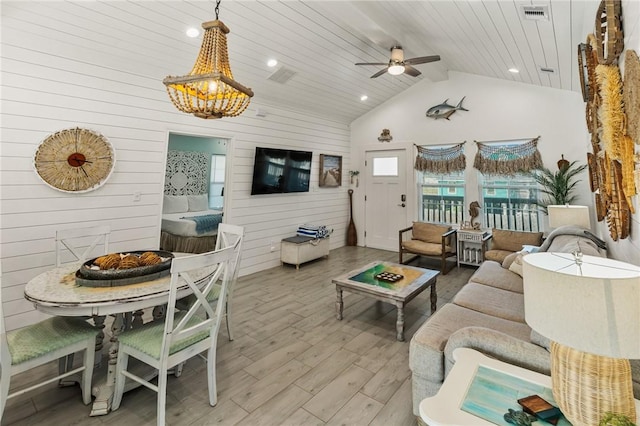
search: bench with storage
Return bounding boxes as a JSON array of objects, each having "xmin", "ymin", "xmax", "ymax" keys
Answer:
[{"xmin": 281, "ymin": 236, "xmax": 330, "ymax": 269}]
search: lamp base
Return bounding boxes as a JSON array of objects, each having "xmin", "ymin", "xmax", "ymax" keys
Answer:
[{"xmin": 551, "ymin": 341, "xmax": 636, "ymax": 426}]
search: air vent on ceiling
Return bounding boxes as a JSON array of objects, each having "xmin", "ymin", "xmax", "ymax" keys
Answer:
[
  {"xmin": 521, "ymin": 5, "xmax": 550, "ymax": 21},
  {"xmin": 539, "ymin": 66, "xmax": 555, "ymax": 74},
  {"xmin": 267, "ymin": 67, "xmax": 296, "ymax": 84}
]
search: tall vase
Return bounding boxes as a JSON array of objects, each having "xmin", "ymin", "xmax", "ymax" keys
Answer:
[{"xmin": 347, "ymin": 189, "xmax": 357, "ymax": 246}]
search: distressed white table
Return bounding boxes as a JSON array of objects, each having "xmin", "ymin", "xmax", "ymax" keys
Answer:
[
  {"xmin": 332, "ymin": 261, "xmax": 438, "ymax": 341},
  {"xmin": 24, "ymin": 260, "xmax": 215, "ymax": 416}
]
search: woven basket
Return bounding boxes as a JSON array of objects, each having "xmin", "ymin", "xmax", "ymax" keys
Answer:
[
  {"xmin": 551, "ymin": 341, "xmax": 636, "ymax": 426},
  {"xmin": 594, "ymin": 0, "xmax": 624, "ymax": 65}
]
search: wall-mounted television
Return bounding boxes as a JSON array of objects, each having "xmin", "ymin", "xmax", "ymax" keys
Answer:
[{"xmin": 250, "ymin": 147, "xmax": 312, "ymax": 195}]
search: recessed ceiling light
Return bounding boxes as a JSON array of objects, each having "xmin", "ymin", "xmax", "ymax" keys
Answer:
[
  {"xmin": 508, "ymin": 67, "xmax": 520, "ymax": 73},
  {"xmin": 267, "ymin": 59, "xmax": 278, "ymax": 67},
  {"xmin": 360, "ymin": 95, "xmax": 368, "ymax": 101},
  {"xmin": 186, "ymin": 28, "xmax": 200, "ymax": 38}
]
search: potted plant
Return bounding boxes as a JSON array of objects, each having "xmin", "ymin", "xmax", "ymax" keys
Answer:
[
  {"xmin": 530, "ymin": 157, "xmax": 588, "ymax": 214},
  {"xmin": 349, "ymin": 170, "xmax": 360, "ymax": 187}
]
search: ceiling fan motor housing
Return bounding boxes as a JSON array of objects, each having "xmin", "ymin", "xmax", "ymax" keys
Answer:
[{"xmin": 390, "ymin": 46, "xmax": 404, "ymax": 62}]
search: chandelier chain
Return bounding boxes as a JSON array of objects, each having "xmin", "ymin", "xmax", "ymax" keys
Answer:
[{"xmin": 215, "ymin": 0, "xmax": 221, "ymax": 20}]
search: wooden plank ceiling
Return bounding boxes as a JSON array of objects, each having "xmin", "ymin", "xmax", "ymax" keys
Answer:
[{"xmin": 3, "ymin": 0, "xmax": 595, "ymax": 124}]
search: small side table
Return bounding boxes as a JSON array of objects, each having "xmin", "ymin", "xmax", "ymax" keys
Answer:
[
  {"xmin": 419, "ymin": 348, "xmax": 640, "ymax": 426},
  {"xmin": 456, "ymin": 230, "xmax": 491, "ymax": 267}
]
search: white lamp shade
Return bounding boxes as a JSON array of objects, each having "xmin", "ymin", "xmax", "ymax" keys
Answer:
[
  {"xmin": 523, "ymin": 252, "xmax": 640, "ymax": 359},
  {"xmin": 547, "ymin": 205, "xmax": 590, "ymax": 229}
]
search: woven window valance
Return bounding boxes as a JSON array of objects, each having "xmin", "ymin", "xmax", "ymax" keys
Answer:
[
  {"xmin": 414, "ymin": 142, "xmax": 466, "ymax": 174},
  {"xmin": 473, "ymin": 137, "xmax": 543, "ymax": 176}
]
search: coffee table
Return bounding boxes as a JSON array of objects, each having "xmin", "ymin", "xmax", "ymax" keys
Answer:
[{"xmin": 332, "ymin": 261, "xmax": 439, "ymax": 341}]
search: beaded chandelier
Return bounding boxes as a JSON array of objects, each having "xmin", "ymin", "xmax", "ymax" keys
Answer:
[{"xmin": 163, "ymin": 0, "xmax": 253, "ymax": 119}]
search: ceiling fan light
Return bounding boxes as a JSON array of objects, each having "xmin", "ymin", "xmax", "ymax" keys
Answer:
[
  {"xmin": 388, "ymin": 64, "xmax": 405, "ymax": 75},
  {"xmin": 163, "ymin": 17, "xmax": 254, "ymax": 119}
]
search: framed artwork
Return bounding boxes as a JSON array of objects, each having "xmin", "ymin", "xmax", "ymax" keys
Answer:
[{"xmin": 319, "ymin": 154, "xmax": 342, "ymax": 187}]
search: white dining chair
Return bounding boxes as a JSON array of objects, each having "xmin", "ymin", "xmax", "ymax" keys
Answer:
[
  {"xmin": 111, "ymin": 241, "xmax": 239, "ymax": 425},
  {"xmin": 56, "ymin": 225, "xmax": 111, "ymax": 267},
  {"xmin": 0, "ymin": 284, "xmax": 98, "ymax": 421},
  {"xmin": 213, "ymin": 223, "xmax": 244, "ymax": 341}
]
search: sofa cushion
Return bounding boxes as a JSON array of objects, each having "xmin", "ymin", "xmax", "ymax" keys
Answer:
[
  {"xmin": 485, "ymin": 249, "xmax": 514, "ymax": 263},
  {"xmin": 468, "ymin": 260, "xmax": 523, "ymax": 293},
  {"xmin": 409, "ymin": 303, "xmax": 532, "ymax": 381},
  {"xmin": 412, "ymin": 222, "xmax": 450, "ymax": 244},
  {"xmin": 402, "ymin": 240, "xmax": 452, "ymax": 256},
  {"xmin": 453, "ymin": 283, "xmax": 525, "ymax": 323},
  {"xmin": 491, "ymin": 228, "xmax": 543, "ymax": 252}
]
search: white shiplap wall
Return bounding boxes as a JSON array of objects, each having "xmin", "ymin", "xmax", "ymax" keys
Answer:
[{"xmin": 0, "ymin": 2, "xmax": 351, "ymax": 330}]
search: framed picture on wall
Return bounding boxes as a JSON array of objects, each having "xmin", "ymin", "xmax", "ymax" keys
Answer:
[{"xmin": 319, "ymin": 154, "xmax": 342, "ymax": 187}]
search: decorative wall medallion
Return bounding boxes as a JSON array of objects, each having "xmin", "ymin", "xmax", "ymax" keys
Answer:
[
  {"xmin": 33, "ymin": 127, "xmax": 115, "ymax": 193},
  {"xmin": 377, "ymin": 129, "xmax": 393, "ymax": 142},
  {"xmin": 164, "ymin": 150, "xmax": 208, "ymax": 195}
]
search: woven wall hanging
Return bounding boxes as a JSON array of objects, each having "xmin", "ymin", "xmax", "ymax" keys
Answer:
[
  {"xmin": 594, "ymin": 0, "xmax": 624, "ymax": 65},
  {"xmin": 414, "ymin": 142, "xmax": 466, "ymax": 174},
  {"xmin": 596, "ymin": 64, "xmax": 625, "ymax": 161},
  {"xmin": 473, "ymin": 137, "xmax": 542, "ymax": 176},
  {"xmin": 623, "ymin": 49, "xmax": 640, "ymax": 145},
  {"xmin": 607, "ymin": 160, "xmax": 631, "ymax": 240}
]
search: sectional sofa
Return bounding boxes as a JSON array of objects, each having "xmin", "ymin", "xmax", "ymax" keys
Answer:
[{"xmin": 408, "ymin": 225, "xmax": 636, "ymax": 416}]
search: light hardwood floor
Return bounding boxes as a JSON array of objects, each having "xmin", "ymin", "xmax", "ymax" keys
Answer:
[{"xmin": 3, "ymin": 246, "xmax": 475, "ymax": 426}]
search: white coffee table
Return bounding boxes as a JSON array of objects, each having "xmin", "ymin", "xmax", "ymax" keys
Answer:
[{"xmin": 420, "ymin": 348, "xmax": 640, "ymax": 426}]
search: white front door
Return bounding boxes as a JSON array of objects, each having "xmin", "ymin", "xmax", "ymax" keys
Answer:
[{"xmin": 364, "ymin": 149, "xmax": 408, "ymax": 251}]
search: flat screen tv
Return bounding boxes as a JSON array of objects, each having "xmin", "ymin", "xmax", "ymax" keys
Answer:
[{"xmin": 250, "ymin": 147, "xmax": 312, "ymax": 195}]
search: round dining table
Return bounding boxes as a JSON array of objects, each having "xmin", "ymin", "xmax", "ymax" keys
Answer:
[{"xmin": 24, "ymin": 259, "xmax": 216, "ymax": 416}]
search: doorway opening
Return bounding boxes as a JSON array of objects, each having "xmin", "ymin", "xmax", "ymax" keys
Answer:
[{"xmin": 160, "ymin": 133, "xmax": 230, "ymax": 253}]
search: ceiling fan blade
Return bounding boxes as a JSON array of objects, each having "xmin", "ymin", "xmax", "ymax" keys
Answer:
[
  {"xmin": 404, "ymin": 65, "xmax": 421, "ymax": 77},
  {"xmin": 404, "ymin": 55, "xmax": 441, "ymax": 65},
  {"xmin": 355, "ymin": 62, "xmax": 388, "ymax": 66},
  {"xmin": 370, "ymin": 68, "xmax": 389, "ymax": 78}
]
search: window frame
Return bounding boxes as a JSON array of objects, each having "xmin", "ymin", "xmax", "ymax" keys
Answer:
[{"xmin": 417, "ymin": 170, "xmax": 465, "ymax": 225}]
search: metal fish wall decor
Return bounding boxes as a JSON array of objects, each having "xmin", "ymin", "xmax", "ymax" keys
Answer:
[{"xmin": 426, "ymin": 96, "xmax": 469, "ymax": 120}]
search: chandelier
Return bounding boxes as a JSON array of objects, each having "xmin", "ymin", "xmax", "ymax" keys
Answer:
[{"xmin": 163, "ymin": 0, "xmax": 254, "ymax": 119}]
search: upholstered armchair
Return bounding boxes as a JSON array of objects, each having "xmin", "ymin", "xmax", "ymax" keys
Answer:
[
  {"xmin": 399, "ymin": 222, "xmax": 457, "ymax": 275},
  {"xmin": 484, "ymin": 228, "xmax": 543, "ymax": 263}
]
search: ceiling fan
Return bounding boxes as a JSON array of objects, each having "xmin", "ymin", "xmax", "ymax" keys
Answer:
[{"xmin": 355, "ymin": 46, "xmax": 440, "ymax": 78}]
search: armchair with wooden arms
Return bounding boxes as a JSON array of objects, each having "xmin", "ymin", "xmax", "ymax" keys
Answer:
[{"xmin": 399, "ymin": 222, "xmax": 457, "ymax": 275}]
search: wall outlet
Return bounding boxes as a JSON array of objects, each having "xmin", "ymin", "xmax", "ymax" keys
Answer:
[
  {"xmin": 133, "ymin": 192, "xmax": 142, "ymax": 202},
  {"xmin": 270, "ymin": 240, "xmax": 275, "ymax": 252}
]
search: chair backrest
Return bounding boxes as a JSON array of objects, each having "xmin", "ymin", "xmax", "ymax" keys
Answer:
[
  {"xmin": 160, "ymin": 240, "xmax": 239, "ymax": 365},
  {"xmin": 215, "ymin": 223, "xmax": 244, "ymax": 283},
  {"xmin": 56, "ymin": 225, "xmax": 111, "ymax": 267}
]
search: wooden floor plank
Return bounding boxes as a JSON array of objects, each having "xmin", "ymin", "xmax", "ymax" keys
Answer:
[{"xmin": 302, "ymin": 364, "xmax": 374, "ymax": 422}]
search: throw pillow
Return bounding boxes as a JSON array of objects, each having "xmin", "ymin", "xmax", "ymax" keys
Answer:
[
  {"xmin": 188, "ymin": 194, "xmax": 209, "ymax": 212},
  {"xmin": 412, "ymin": 222, "xmax": 451, "ymax": 244},
  {"xmin": 163, "ymin": 195, "xmax": 188, "ymax": 214},
  {"xmin": 502, "ymin": 252, "xmax": 520, "ymax": 269},
  {"xmin": 508, "ymin": 252, "xmax": 527, "ymax": 277}
]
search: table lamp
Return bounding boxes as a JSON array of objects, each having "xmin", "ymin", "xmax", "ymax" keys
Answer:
[
  {"xmin": 547, "ymin": 205, "xmax": 591, "ymax": 229},
  {"xmin": 523, "ymin": 252, "xmax": 640, "ymax": 425}
]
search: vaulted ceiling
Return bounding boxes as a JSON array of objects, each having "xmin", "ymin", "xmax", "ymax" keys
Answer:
[{"xmin": 4, "ymin": 0, "xmax": 596, "ymax": 124}]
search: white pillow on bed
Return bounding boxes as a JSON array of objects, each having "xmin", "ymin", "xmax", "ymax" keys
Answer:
[
  {"xmin": 188, "ymin": 194, "xmax": 209, "ymax": 212},
  {"xmin": 163, "ymin": 195, "xmax": 188, "ymax": 214}
]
